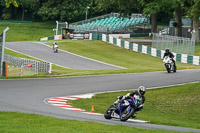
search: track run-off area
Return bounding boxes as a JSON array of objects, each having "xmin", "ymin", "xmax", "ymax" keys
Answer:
[
  {"xmin": 1, "ymin": 41, "xmax": 200, "ymax": 132},
  {"xmin": 1, "ymin": 70, "xmax": 200, "ymax": 132}
]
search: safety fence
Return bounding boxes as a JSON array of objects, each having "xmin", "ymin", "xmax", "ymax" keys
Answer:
[
  {"xmin": 4, "ymin": 54, "xmax": 52, "ymax": 75},
  {"xmin": 152, "ymin": 33, "xmax": 195, "ymax": 55},
  {"xmin": 102, "ymin": 34, "xmax": 200, "ymax": 65}
]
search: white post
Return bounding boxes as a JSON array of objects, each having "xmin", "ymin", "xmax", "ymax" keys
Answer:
[
  {"xmin": 85, "ymin": 6, "xmax": 90, "ymax": 22},
  {"xmin": 48, "ymin": 63, "xmax": 52, "ymax": 74},
  {"xmin": 0, "ymin": 27, "xmax": 9, "ymax": 77},
  {"xmin": 20, "ymin": 64, "xmax": 23, "ymax": 77},
  {"xmin": 56, "ymin": 21, "xmax": 58, "ymax": 35},
  {"xmin": 65, "ymin": 22, "xmax": 68, "ymax": 29}
]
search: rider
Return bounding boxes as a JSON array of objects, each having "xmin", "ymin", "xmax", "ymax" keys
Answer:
[
  {"xmin": 163, "ymin": 48, "xmax": 176, "ymax": 67},
  {"xmin": 53, "ymin": 41, "xmax": 58, "ymax": 52},
  {"xmin": 114, "ymin": 86, "xmax": 146, "ymax": 118}
]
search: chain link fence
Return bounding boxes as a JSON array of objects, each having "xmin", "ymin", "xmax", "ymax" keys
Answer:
[
  {"xmin": 4, "ymin": 54, "xmax": 51, "ymax": 76},
  {"xmin": 152, "ymin": 33, "xmax": 195, "ymax": 55}
]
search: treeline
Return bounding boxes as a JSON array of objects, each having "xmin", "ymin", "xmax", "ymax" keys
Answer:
[{"xmin": 1, "ymin": 0, "xmax": 200, "ymax": 42}]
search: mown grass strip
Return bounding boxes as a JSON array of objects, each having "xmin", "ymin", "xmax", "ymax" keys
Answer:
[
  {"xmin": 68, "ymin": 82, "xmax": 200, "ymax": 129},
  {"xmin": 0, "ymin": 112, "xmax": 180, "ymax": 133},
  {"xmin": 46, "ymin": 40, "xmax": 200, "ymax": 71}
]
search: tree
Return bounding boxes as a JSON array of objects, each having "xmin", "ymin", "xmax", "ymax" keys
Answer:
[
  {"xmin": 96, "ymin": 0, "xmax": 140, "ymax": 15},
  {"xmin": 190, "ymin": 0, "xmax": 200, "ymax": 43},
  {"xmin": 37, "ymin": 0, "xmax": 92, "ymax": 22},
  {"xmin": 17, "ymin": 0, "xmax": 30, "ymax": 21},
  {"xmin": 140, "ymin": 0, "xmax": 161, "ymax": 33},
  {"xmin": 5, "ymin": 0, "xmax": 18, "ymax": 8}
]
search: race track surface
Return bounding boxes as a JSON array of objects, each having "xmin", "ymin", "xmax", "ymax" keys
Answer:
[
  {"xmin": 1, "ymin": 70, "xmax": 200, "ymax": 132},
  {"xmin": 6, "ymin": 42, "xmax": 122, "ymax": 70}
]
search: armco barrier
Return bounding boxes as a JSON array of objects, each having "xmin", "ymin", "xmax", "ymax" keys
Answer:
[
  {"xmin": 102, "ymin": 34, "xmax": 200, "ymax": 65},
  {"xmin": 4, "ymin": 54, "xmax": 52, "ymax": 74}
]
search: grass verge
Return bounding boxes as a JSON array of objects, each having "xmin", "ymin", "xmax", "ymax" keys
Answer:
[
  {"xmin": 3, "ymin": 40, "xmax": 200, "ymax": 78},
  {"xmin": 0, "ymin": 22, "xmax": 55, "ymax": 42},
  {"xmin": 0, "ymin": 112, "xmax": 180, "ymax": 133},
  {"xmin": 46, "ymin": 40, "xmax": 200, "ymax": 72},
  {"xmin": 68, "ymin": 82, "xmax": 200, "ymax": 129},
  {"xmin": 195, "ymin": 44, "xmax": 200, "ymax": 56}
]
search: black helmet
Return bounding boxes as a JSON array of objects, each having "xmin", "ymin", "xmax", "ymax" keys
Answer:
[
  {"xmin": 165, "ymin": 48, "xmax": 170, "ymax": 53},
  {"xmin": 138, "ymin": 86, "xmax": 146, "ymax": 95}
]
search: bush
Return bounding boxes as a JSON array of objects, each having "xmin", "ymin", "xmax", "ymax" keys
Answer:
[{"xmin": 2, "ymin": 13, "xmax": 11, "ymax": 20}]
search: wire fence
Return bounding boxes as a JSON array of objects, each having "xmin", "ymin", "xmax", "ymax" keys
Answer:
[
  {"xmin": 152, "ymin": 33, "xmax": 195, "ymax": 55},
  {"xmin": 4, "ymin": 54, "xmax": 51, "ymax": 75}
]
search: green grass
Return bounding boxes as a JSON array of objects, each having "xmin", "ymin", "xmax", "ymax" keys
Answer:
[
  {"xmin": 5, "ymin": 48, "xmax": 42, "ymax": 61},
  {"xmin": 0, "ymin": 22, "xmax": 55, "ymax": 42},
  {"xmin": 46, "ymin": 40, "xmax": 200, "ymax": 72},
  {"xmin": 3, "ymin": 40, "xmax": 200, "ymax": 78},
  {"xmin": 68, "ymin": 82, "xmax": 200, "ymax": 129},
  {"xmin": 7, "ymin": 64, "xmax": 36, "ymax": 77},
  {"xmin": 195, "ymin": 44, "xmax": 200, "ymax": 56},
  {"xmin": 0, "ymin": 112, "xmax": 180, "ymax": 133}
]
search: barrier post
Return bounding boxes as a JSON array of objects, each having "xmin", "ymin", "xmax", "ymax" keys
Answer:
[
  {"xmin": 0, "ymin": 27, "xmax": 9, "ymax": 77},
  {"xmin": 2, "ymin": 61, "xmax": 7, "ymax": 77}
]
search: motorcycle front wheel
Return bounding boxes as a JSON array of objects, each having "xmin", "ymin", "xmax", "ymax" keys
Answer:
[
  {"xmin": 165, "ymin": 64, "xmax": 171, "ymax": 73},
  {"xmin": 104, "ymin": 105, "xmax": 115, "ymax": 119},
  {"xmin": 120, "ymin": 106, "xmax": 135, "ymax": 121},
  {"xmin": 173, "ymin": 65, "xmax": 177, "ymax": 72}
]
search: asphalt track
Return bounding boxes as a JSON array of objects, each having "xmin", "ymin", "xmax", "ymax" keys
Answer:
[
  {"xmin": 1, "ymin": 70, "xmax": 200, "ymax": 132},
  {"xmin": 5, "ymin": 42, "xmax": 123, "ymax": 70}
]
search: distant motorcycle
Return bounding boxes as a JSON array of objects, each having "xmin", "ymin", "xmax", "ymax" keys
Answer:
[
  {"xmin": 163, "ymin": 56, "xmax": 176, "ymax": 73},
  {"xmin": 53, "ymin": 44, "xmax": 58, "ymax": 53},
  {"xmin": 104, "ymin": 96, "xmax": 139, "ymax": 121}
]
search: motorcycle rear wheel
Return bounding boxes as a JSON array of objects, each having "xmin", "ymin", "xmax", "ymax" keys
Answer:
[{"xmin": 120, "ymin": 106, "xmax": 135, "ymax": 121}]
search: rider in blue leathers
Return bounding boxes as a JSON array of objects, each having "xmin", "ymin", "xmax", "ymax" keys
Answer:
[{"xmin": 114, "ymin": 86, "xmax": 146, "ymax": 118}]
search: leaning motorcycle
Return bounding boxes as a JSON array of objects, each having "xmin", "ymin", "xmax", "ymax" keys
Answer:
[
  {"xmin": 104, "ymin": 96, "xmax": 139, "ymax": 121},
  {"xmin": 163, "ymin": 56, "xmax": 176, "ymax": 73}
]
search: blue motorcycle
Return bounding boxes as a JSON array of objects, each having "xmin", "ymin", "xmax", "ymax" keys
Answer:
[{"xmin": 104, "ymin": 97, "xmax": 138, "ymax": 121}]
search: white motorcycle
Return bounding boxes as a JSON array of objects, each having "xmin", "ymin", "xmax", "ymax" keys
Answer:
[
  {"xmin": 53, "ymin": 44, "xmax": 58, "ymax": 53},
  {"xmin": 163, "ymin": 56, "xmax": 176, "ymax": 73}
]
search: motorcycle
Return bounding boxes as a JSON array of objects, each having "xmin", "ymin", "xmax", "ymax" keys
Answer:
[
  {"xmin": 53, "ymin": 44, "xmax": 58, "ymax": 53},
  {"xmin": 104, "ymin": 96, "xmax": 140, "ymax": 121},
  {"xmin": 163, "ymin": 56, "xmax": 176, "ymax": 73}
]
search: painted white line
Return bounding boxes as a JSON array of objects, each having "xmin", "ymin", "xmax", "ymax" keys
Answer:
[
  {"xmin": 36, "ymin": 42, "xmax": 126, "ymax": 69},
  {"xmin": 128, "ymin": 119, "xmax": 148, "ymax": 123}
]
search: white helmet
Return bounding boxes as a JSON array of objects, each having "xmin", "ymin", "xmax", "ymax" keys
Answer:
[{"xmin": 138, "ymin": 86, "xmax": 146, "ymax": 95}]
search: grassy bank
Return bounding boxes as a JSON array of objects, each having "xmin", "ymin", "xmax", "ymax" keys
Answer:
[
  {"xmin": 3, "ymin": 40, "xmax": 200, "ymax": 78},
  {"xmin": 0, "ymin": 112, "xmax": 180, "ymax": 133},
  {"xmin": 0, "ymin": 22, "xmax": 55, "ymax": 42},
  {"xmin": 195, "ymin": 44, "xmax": 200, "ymax": 56},
  {"xmin": 46, "ymin": 40, "xmax": 200, "ymax": 72},
  {"xmin": 68, "ymin": 82, "xmax": 200, "ymax": 129}
]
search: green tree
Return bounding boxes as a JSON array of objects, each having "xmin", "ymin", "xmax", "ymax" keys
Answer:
[
  {"xmin": 189, "ymin": 0, "xmax": 200, "ymax": 43},
  {"xmin": 95, "ymin": 0, "xmax": 140, "ymax": 15},
  {"xmin": 5, "ymin": 0, "xmax": 18, "ymax": 7},
  {"xmin": 37, "ymin": 0, "xmax": 92, "ymax": 22},
  {"xmin": 17, "ymin": 0, "xmax": 30, "ymax": 21}
]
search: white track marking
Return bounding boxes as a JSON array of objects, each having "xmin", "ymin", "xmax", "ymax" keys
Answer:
[
  {"xmin": 46, "ymin": 93, "xmax": 149, "ymax": 123},
  {"xmin": 46, "ymin": 81, "xmax": 200, "ymax": 123}
]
